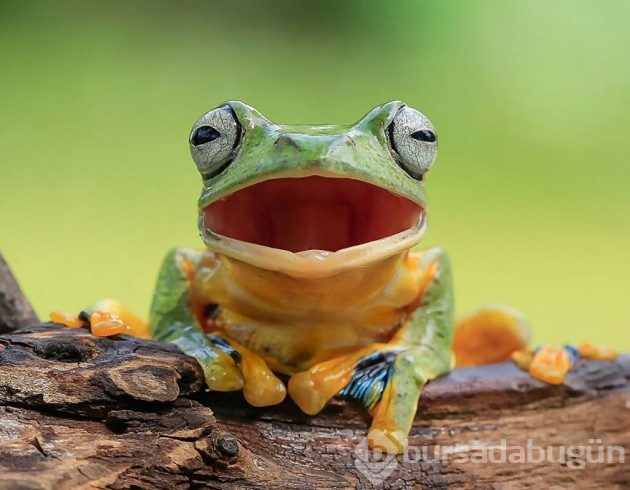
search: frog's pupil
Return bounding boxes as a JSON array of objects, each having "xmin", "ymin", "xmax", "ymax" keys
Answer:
[
  {"xmin": 192, "ymin": 125, "xmax": 221, "ymax": 146},
  {"xmin": 411, "ymin": 129, "xmax": 436, "ymax": 143}
]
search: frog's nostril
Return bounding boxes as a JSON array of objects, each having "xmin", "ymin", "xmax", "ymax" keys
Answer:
[{"xmin": 274, "ymin": 134, "xmax": 300, "ymax": 150}]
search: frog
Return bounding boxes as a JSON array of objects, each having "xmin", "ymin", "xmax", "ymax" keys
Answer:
[{"xmin": 51, "ymin": 101, "xmax": 617, "ymax": 454}]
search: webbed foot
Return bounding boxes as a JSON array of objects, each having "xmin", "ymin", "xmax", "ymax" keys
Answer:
[
  {"xmin": 50, "ymin": 298, "xmax": 149, "ymax": 338},
  {"xmin": 208, "ymin": 334, "xmax": 286, "ymax": 407},
  {"xmin": 288, "ymin": 343, "xmax": 449, "ymax": 454},
  {"xmin": 512, "ymin": 343, "xmax": 617, "ymax": 385}
]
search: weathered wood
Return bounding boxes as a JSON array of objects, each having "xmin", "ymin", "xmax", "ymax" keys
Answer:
[
  {"xmin": 0, "ymin": 254, "xmax": 39, "ymax": 333},
  {"xmin": 0, "ymin": 324, "xmax": 628, "ymax": 489}
]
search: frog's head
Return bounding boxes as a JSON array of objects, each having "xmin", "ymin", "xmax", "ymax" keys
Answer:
[{"xmin": 189, "ymin": 101, "xmax": 438, "ymax": 278}]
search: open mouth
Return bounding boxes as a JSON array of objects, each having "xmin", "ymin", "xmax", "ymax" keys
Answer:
[{"xmin": 203, "ymin": 176, "xmax": 424, "ymax": 253}]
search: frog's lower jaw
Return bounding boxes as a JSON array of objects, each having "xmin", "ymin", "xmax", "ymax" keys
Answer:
[{"xmin": 199, "ymin": 175, "xmax": 426, "ymax": 278}]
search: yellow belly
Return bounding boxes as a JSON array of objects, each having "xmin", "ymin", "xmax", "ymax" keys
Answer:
[{"xmin": 192, "ymin": 251, "xmax": 424, "ymax": 373}]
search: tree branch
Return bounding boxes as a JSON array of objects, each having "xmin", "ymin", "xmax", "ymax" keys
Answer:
[{"xmin": 0, "ymin": 257, "xmax": 628, "ymax": 488}]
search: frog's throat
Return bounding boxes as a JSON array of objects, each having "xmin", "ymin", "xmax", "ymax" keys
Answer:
[{"xmin": 199, "ymin": 175, "xmax": 426, "ymax": 278}]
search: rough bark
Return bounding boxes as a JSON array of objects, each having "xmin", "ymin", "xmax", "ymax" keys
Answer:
[
  {"xmin": 0, "ymin": 258, "xmax": 628, "ymax": 489},
  {"xmin": 1, "ymin": 324, "xmax": 628, "ymax": 489}
]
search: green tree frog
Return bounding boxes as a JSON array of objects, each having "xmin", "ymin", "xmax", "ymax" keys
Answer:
[{"xmin": 51, "ymin": 101, "xmax": 617, "ymax": 454}]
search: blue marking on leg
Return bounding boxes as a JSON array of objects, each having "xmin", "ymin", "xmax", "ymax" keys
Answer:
[
  {"xmin": 208, "ymin": 335, "xmax": 242, "ymax": 364},
  {"xmin": 563, "ymin": 344, "xmax": 579, "ymax": 364},
  {"xmin": 339, "ymin": 351, "xmax": 397, "ymax": 410}
]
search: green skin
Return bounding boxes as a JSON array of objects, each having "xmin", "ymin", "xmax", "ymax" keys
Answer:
[
  {"xmin": 149, "ymin": 101, "xmax": 453, "ymax": 451},
  {"xmin": 196, "ymin": 101, "xmax": 428, "ymax": 211}
]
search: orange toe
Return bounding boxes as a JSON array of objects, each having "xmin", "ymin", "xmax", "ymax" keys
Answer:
[
  {"xmin": 89, "ymin": 311, "xmax": 130, "ymax": 337},
  {"xmin": 49, "ymin": 311, "xmax": 85, "ymax": 329},
  {"xmin": 578, "ymin": 343, "xmax": 617, "ymax": 361},
  {"xmin": 528, "ymin": 345, "xmax": 570, "ymax": 385},
  {"xmin": 90, "ymin": 299, "xmax": 149, "ymax": 338},
  {"xmin": 511, "ymin": 348, "xmax": 534, "ymax": 370}
]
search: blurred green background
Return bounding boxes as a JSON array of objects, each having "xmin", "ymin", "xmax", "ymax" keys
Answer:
[{"xmin": 1, "ymin": 0, "xmax": 628, "ymax": 348}]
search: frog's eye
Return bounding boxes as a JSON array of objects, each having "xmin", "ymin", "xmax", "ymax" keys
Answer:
[
  {"xmin": 189, "ymin": 105, "xmax": 242, "ymax": 179},
  {"xmin": 387, "ymin": 106, "xmax": 437, "ymax": 180},
  {"xmin": 191, "ymin": 126, "xmax": 220, "ymax": 146}
]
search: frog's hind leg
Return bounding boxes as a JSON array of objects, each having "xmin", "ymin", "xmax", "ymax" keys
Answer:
[
  {"xmin": 453, "ymin": 304, "xmax": 572, "ymax": 384},
  {"xmin": 452, "ymin": 304, "xmax": 531, "ymax": 368},
  {"xmin": 454, "ymin": 305, "xmax": 617, "ymax": 385}
]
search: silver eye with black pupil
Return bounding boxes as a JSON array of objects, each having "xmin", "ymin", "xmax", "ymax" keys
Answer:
[
  {"xmin": 388, "ymin": 106, "xmax": 438, "ymax": 180},
  {"xmin": 191, "ymin": 126, "xmax": 221, "ymax": 146},
  {"xmin": 410, "ymin": 129, "xmax": 436, "ymax": 143},
  {"xmin": 189, "ymin": 105, "xmax": 242, "ymax": 179}
]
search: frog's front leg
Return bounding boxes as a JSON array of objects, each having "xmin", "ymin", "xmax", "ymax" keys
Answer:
[
  {"xmin": 288, "ymin": 247, "xmax": 453, "ymax": 453},
  {"xmin": 150, "ymin": 248, "xmax": 285, "ymax": 405}
]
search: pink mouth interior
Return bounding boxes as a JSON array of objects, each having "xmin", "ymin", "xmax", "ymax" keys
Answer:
[{"xmin": 203, "ymin": 176, "xmax": 423, "ymax": 253}]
